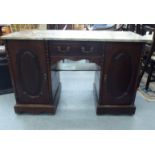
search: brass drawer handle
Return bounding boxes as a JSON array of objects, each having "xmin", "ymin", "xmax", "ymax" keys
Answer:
[
  {"xmin": 57, "ymin": 46, "xmax": 70, "ymax": 53},
  {"xmin": 81, "ymin": 46, "xmax": 94, "ymax": 53}
]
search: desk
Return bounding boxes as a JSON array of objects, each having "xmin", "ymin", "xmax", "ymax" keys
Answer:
[{"xmin": 1, "ymin": 30, "xmax": 152, "ymax": 115}]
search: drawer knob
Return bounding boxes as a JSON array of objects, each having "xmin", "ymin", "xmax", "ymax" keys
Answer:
[
  {"xmin": 57, "ymin": 46, "xmax": 70, "ymax": 53},
  {"xmin": 81, "ymin": 46, "xmax": 94, "ymax": 53}
]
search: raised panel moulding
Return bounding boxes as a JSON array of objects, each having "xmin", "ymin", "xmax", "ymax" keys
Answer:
[{"xmin": 17, "ymin": 50, "xmax": 42, "ymax": 97}]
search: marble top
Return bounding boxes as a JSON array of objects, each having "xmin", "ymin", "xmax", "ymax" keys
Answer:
[{"xmin": 1, "ymin": 30, "xmax": 153, "ymax": 43}]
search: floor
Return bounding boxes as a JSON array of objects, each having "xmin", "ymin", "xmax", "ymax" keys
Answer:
[
  {"xmin": 139, "ymin": 73, "xmax": 155, "ymax": 101},
  {"xmin": 0, "ymin": 71, "xmax": 155, "ymax": 130}
]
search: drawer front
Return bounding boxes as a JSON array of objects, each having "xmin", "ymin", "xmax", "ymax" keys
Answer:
[
  {"xmin": 49, "ymin": 42, "xmax": 79, "ymax": 56},
  {"xmin": 79, "ymin": 42, "xmax": 103, "ymax": 56},
  {"xmin": 49, "ymin": 41, "xmax": 103, "ymax": 57}
]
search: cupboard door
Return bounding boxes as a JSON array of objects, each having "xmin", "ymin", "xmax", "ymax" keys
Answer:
[
  {"xmin": 101, "ymin": 42, "xmax": 143, "ymax": 105},
  {"xmin": 7, "ymin": 40, "xmax": 50, "ymax": 104}
]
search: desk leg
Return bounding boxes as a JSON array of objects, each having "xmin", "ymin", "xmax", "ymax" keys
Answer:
[
  {"xmin": 96, "ymin": 42, "xmax": 143, "ymax": 115},
  {"xmin": 6, "ymin": 40, "xmax": 61, "ymax": 114}
]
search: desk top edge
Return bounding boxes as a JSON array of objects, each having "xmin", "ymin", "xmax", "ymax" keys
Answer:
[{"xmin": 1, "ymin": 30, "xmax": 153, "ymax": 43}]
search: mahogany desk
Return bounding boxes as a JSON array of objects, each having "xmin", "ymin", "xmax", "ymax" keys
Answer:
[{"xmin": 1, "ymin": 30, "xmax": 152, "ymax": 115}]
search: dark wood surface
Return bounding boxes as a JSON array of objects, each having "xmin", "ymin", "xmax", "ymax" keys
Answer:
[
  {"xmin": 5, "ymin": 40, "xmax": 60, "ymax": 114},
  {"xmin": 5, "ymin": 39, "xmax": 144, "ymax": 115},
  {"xmin": 100, "ymin": 42, "xmax": 143, "ymax": 105},
  {"xmin": 49, "ymin": 41, "xmax": 103, "ymax": 57},
  {"xmin": 96, "ymin": 42, "xmax": 143, "ymax": 115}
]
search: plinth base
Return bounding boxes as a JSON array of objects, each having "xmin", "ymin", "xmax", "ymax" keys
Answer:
[
  {"xmin": 14, "ymin": 83, "xmax": 61, "ymax": 114},
  {"xmin": 93, "ymin": 83, "xmax": 135, "ymax": 115},
  {"xmin": 96, "ymin": 104, "xmax": 135, "ymax": 115}
]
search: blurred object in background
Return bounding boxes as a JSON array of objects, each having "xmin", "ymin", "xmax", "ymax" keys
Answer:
[
  {"xmin": 0, "ymin": 25, "xmax": 13, "ymax": 94},
  {"xmin": 47, "ymin": 24, "xmax": 86, "ymax": 30},
  {"xmin": 0, "ymin": 46, "xmax": 13, "ymax": 95},
  {"xmin": 47, "ymin": 24, "xmax": 76, "ymax": 30},
  {"xmin": 0, "ymin": 24, "xmax": 11, "ymax": 45},
  {"xmin": 10, "ymin": 24, "xmax": 39, "ymax": 32},
  {"xmin": 86, "ymin": 24, "xmax": 124, "ymax": 31},
  {"xmin": 38, "ymin": 24, "xmax": 47, "ymax": 30},
  {"xmin": 73, "ymin": 24, "xmax": 85, "ymax": 30},
  {"xmin": 2, "ymin": 25, "xmax": 11, "ymax": 35},
  {"xmin": 92, "ymin": 24, "xmax": 115, "ymax": 30}
]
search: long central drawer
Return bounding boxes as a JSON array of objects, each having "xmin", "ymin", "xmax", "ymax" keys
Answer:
[{"xmin": 49, "ymin": 41, "xmax": 104, "ymax": 57}]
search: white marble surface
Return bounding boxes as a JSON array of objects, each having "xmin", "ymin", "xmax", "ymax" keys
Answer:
[{"xmin": 1, "ymin": 30, "xmax": 153, "ymax": 42}]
